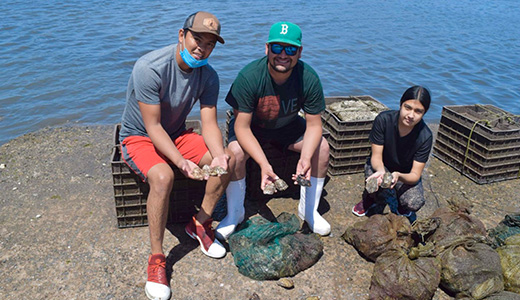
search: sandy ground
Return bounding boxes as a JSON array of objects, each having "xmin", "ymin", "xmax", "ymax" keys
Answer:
[{"xmin": 0, "ymin": 124, "xmax": 518, "ymax": 300}]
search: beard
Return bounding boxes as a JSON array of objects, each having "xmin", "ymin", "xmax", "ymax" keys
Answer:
[{"xmin": 268, "ymin": 59, "xmax": 294, "ymax": 74}]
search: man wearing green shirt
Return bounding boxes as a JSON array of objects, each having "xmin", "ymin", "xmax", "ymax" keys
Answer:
[{"xmin": 216, "ymin": 22, "xmax": 331, "ymax": 239}]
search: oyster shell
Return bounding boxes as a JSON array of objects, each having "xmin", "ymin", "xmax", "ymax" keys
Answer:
[
  {"xmin": 191, "ymin": 167, "xmax": 204, "ymax": 180},
  {"xmin": 380, "ymin": 172, "xmax": 393, "ymax": 189},
  {"xmin": 211, "ymin": 166, "xmax": 228, "ymax": 176},
  {"xmin": 276, "ymin": 278, "xmax": 294, "ymax": 289},
  {"xmin": 202, "ymin": 164, "xmax": 212, "ymax": 177},
  {"xmin": 274, "ymin": 178, "xmax": 289, "ymax": 191},
  {"xmin": 365, "ymin": 177, "xmax": 378, "ymax": 193},
  {"xmin": 296, "ymin": 174, "xmax": 311, "ymax": 187},
  {"xmin": 263, "ymin": 183, "xmax": 276, "ymax": 195}
]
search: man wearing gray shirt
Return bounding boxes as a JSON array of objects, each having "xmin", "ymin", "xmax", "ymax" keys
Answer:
[{"xmin": 119, "ymin": 11, "xmax": 233, "ymax": 300}]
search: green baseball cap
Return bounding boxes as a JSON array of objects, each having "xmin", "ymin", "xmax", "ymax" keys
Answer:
[{"xmin": 267, "ymin": 22, "xmax": 302, "ymax": 47}]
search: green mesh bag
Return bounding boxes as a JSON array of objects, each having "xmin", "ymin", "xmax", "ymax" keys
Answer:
[
  {"xmin": 488, "ymin": 214, "xmax": 520, "ymax": 248},
  {"xmin": 497, "ymin": 234, "xmax": 520, "ymax": 294},
  {"xmin": 228, "ymin": 212, "xmax": 323, "ymax": 280}
]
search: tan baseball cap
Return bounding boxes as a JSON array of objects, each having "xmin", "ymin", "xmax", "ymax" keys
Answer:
[{"xmin": 183, "ymin": 11, "xmax": 225, "ymax": 44}]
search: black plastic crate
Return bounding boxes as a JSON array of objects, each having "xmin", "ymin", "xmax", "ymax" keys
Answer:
[
  {"xmin": 321, "ymin": 96, "xmax": 387, "ymax": 175},
  {"xmin": 328, "ymin": 145, "xmax": 371, "ymax": 160},
  {"xmin": 440, "ymin": 105, "xmax": 520, "ymax": 142},
  {"xmin": 111, "ymin": 121, "xmax": 206, "ymax": 228},
  {"xmin": 439, "ymin": 113, "xmax": 520, "ymax": 148},
  {"xmin": 329, "ymin": 152, "xmax": 370, "ymax": 167},
  {"xmin": 434, "ymin": 137, "xmax": 520, "ymax": 170},
  {"xmin": 321, "ymin": 95, "xmax": 388, "ymax": 140},
  {"xmin": 436, "ymin": 125, "xmax": 520, "ymax": 161},
  {"xmin": 433, "ymin": 143, "xmax": 520, "ymax": 184},
  {"xmin": 327, "ymin": 160, "xmax": 366, "ymax": 176},
  {"xmin": 433, "ymin": 105, "xmax": 520, "ymax": 184}
]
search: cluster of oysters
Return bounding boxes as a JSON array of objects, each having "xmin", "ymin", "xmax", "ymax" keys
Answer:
[
  {"xmin": 365, "ymin": 172, "xmax": 393, "ymax": 193},
  {"xmin": 263, "ymin": 178, "xmax": 289, "ymax": 195},
  {"xmin": 191, "ymin": 165, "xmax": 227, "ymax": 180}
]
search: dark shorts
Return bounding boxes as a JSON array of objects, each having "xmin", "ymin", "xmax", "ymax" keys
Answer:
[{"xmin": 227, "ymin": 116, "xmax": 306, "ymax": 150}]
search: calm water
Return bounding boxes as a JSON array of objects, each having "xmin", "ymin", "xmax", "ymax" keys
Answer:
[{"xmin": 1, "ymin": 0, "xmax": 519, "ymax": 146}]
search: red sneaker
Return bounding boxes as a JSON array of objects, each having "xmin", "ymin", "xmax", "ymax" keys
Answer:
[
  {"xmin": 185, "ymin": 216, "xmax": 226, "ymax": 258},
  {"xmin": 352, "ymin": 196, "xmax": 375, "ymax": 217},
  {"xmin": 145, "ymin": 253, "xmax": 171, "ymax": 300}
]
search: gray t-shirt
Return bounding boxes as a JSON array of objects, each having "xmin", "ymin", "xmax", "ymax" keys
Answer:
[{"xmin": 119, "ymin": 43, "xmax": 219, "ymax": 142}]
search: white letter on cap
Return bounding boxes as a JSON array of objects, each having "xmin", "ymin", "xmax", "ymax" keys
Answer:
[{"xmin": 280, "ymin": 24, "xmax": 288, "ymax": 35}]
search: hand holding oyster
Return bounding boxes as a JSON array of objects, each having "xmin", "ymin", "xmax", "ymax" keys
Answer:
[
  {"xmin": 295, "ymin": 174, "xmax": 311, "ymax": 187},
  {"xmin": 262, "ymin": 178, "xmax": 289, "ymax": 195},
  {"xmin": 191, "ymin": 164, "xmax": 228, "ymax": 180},
  {"xmin": 380, "ymin": 172, "xmax": 393, "ymax": 189},
  {"xmin": 365, "ymin": 177, "xmax": 378, "ymax": 193}
]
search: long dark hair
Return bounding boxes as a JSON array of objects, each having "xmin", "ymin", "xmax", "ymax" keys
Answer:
[{"xmin": 400, "ymin": 86, "xmax": 431, "ymax": 113}]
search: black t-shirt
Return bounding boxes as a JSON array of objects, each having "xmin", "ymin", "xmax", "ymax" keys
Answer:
[{"xmin": 369, "ymin": 110, "xmax": 433, "ymax": 173}]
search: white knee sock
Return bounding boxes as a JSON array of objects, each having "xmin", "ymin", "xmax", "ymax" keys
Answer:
[
  {"xmin": 298, "ymin": 177, "xmax": 331, "ymax": 236},
  {"xmin": 215, "ymin": 179, "xmax": 246, "ymax": 240}
]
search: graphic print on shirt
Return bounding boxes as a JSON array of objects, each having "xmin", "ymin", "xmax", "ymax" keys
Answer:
[{"xmin": 256, "ymin": 95, "xmax": 280, "ymax": 121}]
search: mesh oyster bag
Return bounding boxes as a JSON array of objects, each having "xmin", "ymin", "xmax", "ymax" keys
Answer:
[
  {"xmin": 488, "ymin": 213, "xmax": 520, "ymax": 248},
  {"xmin": 369, "ymin": 242, "xmax": 441, "ymax": 300},
  {"xmin": 438, "ymin": 236, "xmax": 504, "ymax": 299},
  {"xmin": 228, "ymin": 212, "xmax": 323, "ymax": 280},
  {"xmin": 342, "ymin": 213, "xmax": 414, "ymax": 262},
  {"xmin": 497, "ymin": 234, "xmax": 520, "ymax": 294},
  {"xmin": 426, "ymin": 198, "xmax": 487, "ymax": 248},
  {"xmin": 460, "ymin": 291, "xmax": 520, "ymax": 300}
]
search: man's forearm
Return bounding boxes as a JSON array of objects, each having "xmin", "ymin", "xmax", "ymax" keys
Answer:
[
  {"xmin": 147, "ymin": 124, "xmax": 185, "ymax": 167},
  {"xmin": 236, "ymin": 128, "xmax": 269, "ymax": 168},
  {"xmin": 202, "ymin": 123, "xmax": 226, "ymax": 158}
]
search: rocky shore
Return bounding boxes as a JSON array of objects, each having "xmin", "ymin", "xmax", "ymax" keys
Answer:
[{"xmin": 0, "ymin": 124, "xmax": 518, "ymax": 299}]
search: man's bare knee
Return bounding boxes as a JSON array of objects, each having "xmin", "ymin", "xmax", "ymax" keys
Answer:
[
  {"xmin": 148, "ymin": 164, "xmax": 174, "ymax": 195},
  {"xmin": 228, "ymin": 141, "xmax": 248, "ymax": 180}
]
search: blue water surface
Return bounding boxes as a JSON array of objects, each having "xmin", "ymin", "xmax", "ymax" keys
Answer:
[{"xmin": 1, "ymin": 0, "xmax": 519, "ymax": 145}]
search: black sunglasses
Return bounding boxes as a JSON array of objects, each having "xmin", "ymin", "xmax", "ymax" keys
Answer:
[{"xmin": 270, "ymin": 43, "xmax": 299, "ymax": 56}]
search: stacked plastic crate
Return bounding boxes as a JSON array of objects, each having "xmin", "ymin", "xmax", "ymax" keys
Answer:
[
  {"xmin": 111, "ymin": 120, "xmax": 206, "ymax": 228},
  {"xmin": 321, "ymin": 96, "xmax": 389, "ymax": 176},
  {"xmin": 433, "ymin": 104, "xmax": 520, "ymax": 184}
]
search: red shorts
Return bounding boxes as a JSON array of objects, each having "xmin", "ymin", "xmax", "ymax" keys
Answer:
[{"xmin": 121, "ymin": 129, "xmax": 208, "ymax": 181}]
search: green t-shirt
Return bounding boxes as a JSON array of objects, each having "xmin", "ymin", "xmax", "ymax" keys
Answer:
[{"xmin": 225, "ymin": 56, "xmax": 325, "ymax": 129}]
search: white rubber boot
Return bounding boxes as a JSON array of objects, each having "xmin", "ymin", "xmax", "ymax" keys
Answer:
[
  {"xmin": 298, "ymin": 177, "xmax": 331, "ymax": 236},
  {"xmin": 215, "ymin": 179, "xmax": 246, "ymax": 240}
]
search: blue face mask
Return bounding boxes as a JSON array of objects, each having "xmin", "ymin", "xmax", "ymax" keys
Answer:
[{"xmin": 180, "ymin": 40, "xmax": 208, "ymax": 68}]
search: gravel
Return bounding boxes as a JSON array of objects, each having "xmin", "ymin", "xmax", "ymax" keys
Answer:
[{"xmin": 0, "ymin": 124, "xmax": 518, "ymax": 299}]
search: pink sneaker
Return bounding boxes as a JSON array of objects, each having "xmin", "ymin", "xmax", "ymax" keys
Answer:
[
  {"xmin": 185, "ymin": 216, "xmax": 226, "ymax": 258},
  {"xmin": 352, "ymin": 196, "xmax": 375, "ymax": 217}
]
